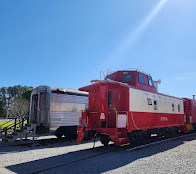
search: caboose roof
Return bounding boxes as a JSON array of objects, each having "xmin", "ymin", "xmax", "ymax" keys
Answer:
[
  {"xmin": 79, "ymin": 80, "xmax": 130, "ymax": 92},
  {"xmin": 79, "ymin": 80, "xmax": 183, "ymax": 101},
  {"xmin": 107, "ymin": 69, "xmax": 151, "ymax": 76}
]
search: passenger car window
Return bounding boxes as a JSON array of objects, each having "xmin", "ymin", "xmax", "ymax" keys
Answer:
[
  {"xmin": 148, "ymin": 76, "xmax": 154, "ymax": 86},
  {"xmin": 139, "ymin": 73, "xmax": 145, "ymax": 84},
  {"xmin": 122, "ymin": 73, "xmax": 133, "ymax": 82}
]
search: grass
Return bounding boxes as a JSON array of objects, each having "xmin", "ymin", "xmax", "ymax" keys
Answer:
[{"xmin": 0, "ymin": 120, "xmax": 27, "ymax": 133}]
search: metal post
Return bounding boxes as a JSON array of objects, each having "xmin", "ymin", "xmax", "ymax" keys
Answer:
[
  {"xmin": 14, "ymin": 117, "xmax": 17, "ymax": 132},
  {"xmin": 20, "ymin": 115, "xmax": 22, "ymax": 128},
  {"xmin": 27, "ymin": 114, "xmax": 29, "ymax": 124},
  {"xmin": 21, "ymin": 117, "xmax": 24, "ymax": 132},
  {"xmin": 33, "ymin": 124, "xmax": 36, "ymax": 140},
  {"xmin": 93, "ymin": 133, "xmax": 97, "ymax": 148},
  {"xmin": 3, "ymin": 127, "xmax": 7, "ymax": 142},
  {"xmin": 25, "ymin": 132, "xmax": 27, "ymax": 140}
]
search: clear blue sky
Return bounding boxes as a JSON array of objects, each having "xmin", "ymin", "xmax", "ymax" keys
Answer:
[{"xmin": 0, "ymin": 0, "xmax": 196, "ymax": 98}]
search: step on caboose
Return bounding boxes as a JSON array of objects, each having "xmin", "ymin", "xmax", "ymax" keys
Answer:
[{"xmin": 77, "ymin": 70, "xmax": 196, "ymax": 146}]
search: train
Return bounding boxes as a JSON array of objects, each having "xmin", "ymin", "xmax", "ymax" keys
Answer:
[
  {"xmin": 29, "ymin": 86, "xmax": 88, "ymax": 138},
  {"xmin": 77, "ymin": 70, "xmax": 196, "ymax": 146}
]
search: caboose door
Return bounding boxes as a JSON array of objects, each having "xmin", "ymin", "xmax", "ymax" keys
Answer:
[
  {"xmin": 107, "ymin": 91, "xmax": 117, "ymax": 128},
  {"xmin": 31, "ymin": 94, "xmax": 38, "ymax": 123}
]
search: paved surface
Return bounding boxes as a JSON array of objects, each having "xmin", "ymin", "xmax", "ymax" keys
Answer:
[{"xmin": 0, "ymin": 135, "xmax": 196, "ymax": 174}]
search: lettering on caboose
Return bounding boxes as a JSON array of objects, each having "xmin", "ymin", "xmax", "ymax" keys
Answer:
[{"xmin": 129, "ymin": 88, "xmax": 184, "ymax": 114}]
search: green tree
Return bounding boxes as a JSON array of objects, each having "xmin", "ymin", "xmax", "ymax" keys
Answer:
[
  {"xmin": 22, "ymin": 88, "xmax": 34, "ymax": 100},
  {"xmin": 0, "ymin": 85, "xmax": 33, "ymax": 118},
  {"xmin": 0, "ymin": 97, "xmax": 6, "ymax": 118},
  {"xmin": 0, "ymin": 87, "xmax": 7, "ymax": 118}
]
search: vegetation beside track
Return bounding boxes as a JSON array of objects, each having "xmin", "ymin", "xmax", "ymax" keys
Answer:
[{"xmin": 0, "ymin": 120, "xmax": 27, "ymax": 133}]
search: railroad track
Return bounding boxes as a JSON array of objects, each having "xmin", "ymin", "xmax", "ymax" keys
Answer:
[{"xmin": 32, "ymin": 132, "xmax": 196, "ymax": 174}]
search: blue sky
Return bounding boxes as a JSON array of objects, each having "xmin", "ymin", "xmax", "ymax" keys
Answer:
[{"xmin": 0, "ymin": 0, "xmax": 196, "ymax": 98}]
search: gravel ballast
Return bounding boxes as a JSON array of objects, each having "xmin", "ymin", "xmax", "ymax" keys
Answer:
[{"xmin": 0, "ymin": 135, "xmax": 196, "ymax": 174}]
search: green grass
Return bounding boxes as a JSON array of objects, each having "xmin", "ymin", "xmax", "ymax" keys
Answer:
[{"xmin": 0, "ymin": 120, "xmax": 27, "ymax": 133}]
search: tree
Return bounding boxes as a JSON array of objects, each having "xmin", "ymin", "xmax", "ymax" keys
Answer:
[
  {"xmin": 8, "ymin": 98, "xmax": 30, "ymax": 117},
  {"xmin": 22, "ymin": 88, "xmax": 34, "ymax": 100},
  {"xmin": 0, "ymin": 85, "xmax": 33, "ymax": 118},
  {"xmin": 0, "ymin": 87, "xmax": 7, "ymax": 118},
  {"xmin": 0, "ymin": 97, "xmax": 6, "ymax": 118}
]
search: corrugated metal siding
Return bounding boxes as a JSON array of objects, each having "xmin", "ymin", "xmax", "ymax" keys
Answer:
[
  {"xmin": 51, "ymin": 111, "xmax": 81, "ymax": 127},
  {"xmin": 50, "ymin": 93, "xmax": 87, "ymax": 128},
  {"xmin": 51, "ymin": 93, "xmax": 88, "ymax": 104}
]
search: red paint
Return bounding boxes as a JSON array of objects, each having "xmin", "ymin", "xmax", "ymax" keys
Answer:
[
  {"xmin": 105, "ymin": 70, "xmax": 157, "ymax": 93},
  {"xmin": 77, "ymin": 70, "xmax": 196, "ymax": 145},
  {"xmin": 183, "ymin": 98, "xmax": 196, "ymax": 124},
  {"xmin": 100, "ymin": 85, "xmax": 107, "ymax": 121},
  {"xmin": 128, "ymin": 112, "xmax": 184, "ymax": 132}
]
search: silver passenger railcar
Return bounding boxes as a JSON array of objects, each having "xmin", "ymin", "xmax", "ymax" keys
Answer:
[{"xmin": 29, "ymin": 86, "xmax": 88, "ymax": 138}]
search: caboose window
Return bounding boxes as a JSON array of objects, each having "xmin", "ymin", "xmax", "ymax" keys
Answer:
[
  {"xmin": 172, "ymin": 104, "xmax": 175, "ymax": 112},
  {"xmin": 108, "ymin": 93, "xmax": 112, "ymax": 107},
  {"xmin": 148, "ymin": 76, "xmax": 154, "ymax": 86},
  {"xmin": 105, "ymin": 77, "xmax": 111, "ymax": 80},
  {"xmin": 178, "ymin": 105, "xmax": 180, "ymax": 112},
  {"xmin": 139, "ymin": 73, "xmax": 145, "ymax": 84},
  {"xmin": 122, "ymin": 73, "xmax": 133, "ymax": 82},
  {"xmin": 154, "ymin": 100, "xmax": 157, "ymax": 110}
]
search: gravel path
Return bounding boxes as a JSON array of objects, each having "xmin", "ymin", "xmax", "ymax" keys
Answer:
[
  {"xmin": 0, "ymin": 135, "xmax": 196, "ymax": 174},
  {"xmin": 0, "ymin": 139, "xmax": 107, "ymax": 174}
]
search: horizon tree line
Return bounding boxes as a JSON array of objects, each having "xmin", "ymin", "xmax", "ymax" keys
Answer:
[{"xmin": 0, "ymin": 85, "xmax": 34, "ymax": 118}]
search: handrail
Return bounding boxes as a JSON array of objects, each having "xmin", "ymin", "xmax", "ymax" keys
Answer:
[
  {"xmin": 0, "ymin": 118, "xmax": 15, "ymax": 128},
  {"xmin": 107, "ymin": 108, "xmax": 129, "ymax": 128},
  {"xmin": 0, "ymin": 115, "xmax": 29, "ymax": 134},
  {"xmin": 79, "ymin": 109, "xmax": 129, "ymax": 129},
  {"xmin": 89, "ymin": 112, "xmax": 99, "ymax": 114},
  {"xmin": 108, "ymin": 108, "xmax": 118, "ymax": 127},
  {"xmin": 100, "ymin": 71, "xmax": 105, "ymax": 80},
  {"xmin": 126, "ymin": 68, "xmax": 151, "ymax": 76},
  {"xmin": 77, "ymin": 111, "xmax": 83, "ymax": 129},
  {"xmin": 107, "ymin": 69, "xmax": 112, "ymax": 76}
]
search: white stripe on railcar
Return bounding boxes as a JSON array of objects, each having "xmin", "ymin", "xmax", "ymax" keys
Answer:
[{"xmin": 129, "ymin": 88, "xmax": 184, "ymax": 114}]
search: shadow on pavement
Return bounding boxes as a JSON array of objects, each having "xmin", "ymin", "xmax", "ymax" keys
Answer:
[
  {"xmin": 0, "ymin": 138, "xmax": 96, "ymax": 154},
  {"xmin": 5, "ymin": 135, "xmax": 196, "ymax": 174}
]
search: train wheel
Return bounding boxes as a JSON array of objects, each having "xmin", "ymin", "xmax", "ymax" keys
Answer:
[
  {"xmin": 141, "ymin": 132, "xmax": 150, "ymax": 143},
  {"xmin": 167, "ymin": 127, "xmax": 179, "ymax": 138},
  {"xmin": 193, "ymin": 124, "xmax": 196, "ymax": 133},
  {"xmin": 128, "ymin": 133, "xmax": 138, "ymax": 146},
  {"xmin": 173, "ymin": 127, "xmax": 180, "ymax": 136},
  {"xmin": 100, "ymin": 134, "xmax": 110, "ymax": 146},
  {"xmin": 55, "ymin": 133, "xmax": 63, "ymax": 139},
  {"xmin": 135, "ymin": 133, "xmax": 144, "ymax": 145}
]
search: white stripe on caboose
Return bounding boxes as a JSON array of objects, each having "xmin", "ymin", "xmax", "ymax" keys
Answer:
[{"xmin": 129, "ymin": 88, "xmax": 184, "ymax": 114}]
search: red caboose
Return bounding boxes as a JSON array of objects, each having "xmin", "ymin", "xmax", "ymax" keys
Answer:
[
  {"xmin": 77, "ymin": 70, "xmax": 196, "ymax": 146},
  {"xmin": 180, "ymin": 97, "xmax": 196, "ymax": 132}
]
